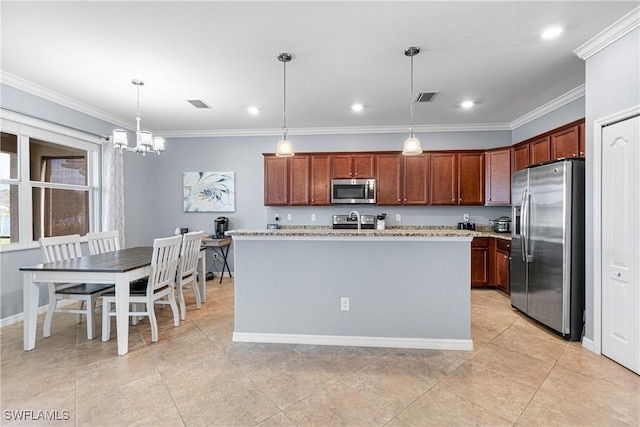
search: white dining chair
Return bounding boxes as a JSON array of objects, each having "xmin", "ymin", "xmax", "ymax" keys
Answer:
[
  {"xmin": 176, "ymin": 231, "xmax": 203, "ymax": 321},
  {"xmin": 101, "ymin": 234, "xmax": 182, "ymax": 343},
  {"xmin": 39, "ymin": 234, "xmax": 114, "ymax": 340},
  {"xmin": 86, "ymin": 230, "xmax": 121, "ymax": 255}
]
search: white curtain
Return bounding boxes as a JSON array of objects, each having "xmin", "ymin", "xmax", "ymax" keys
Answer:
[{"xmin": 101, "ymin": 139, "xmax": 125, "ymax": 247}]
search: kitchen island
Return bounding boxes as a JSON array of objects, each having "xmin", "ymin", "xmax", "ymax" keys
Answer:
[{"xmin": 227, "ymin": 228, "xmax": 477, "ymax": 350}]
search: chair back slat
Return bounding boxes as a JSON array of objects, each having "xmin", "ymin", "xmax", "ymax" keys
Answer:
[
  {"xmin": 179, "ymin": 231, "xmax": 204, "ymax": 279},
  {"xmin": 86, "ymin": 231, "xmax": 121, "ymax": 255},
  {"xmin": 148, "ymin": 235, "xmax": 182, "ymax": 292},
  {"xmin": 39, "ymin": 234, "xmax": 83, "ymax": 263}
]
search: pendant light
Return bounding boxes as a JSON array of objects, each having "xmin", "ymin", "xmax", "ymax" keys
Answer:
[
  {"xmin": 275, "ymin": 53, "xmax": 294, "ymax": 157},
  {"xmin": 402, "ymin": 47, "xmax": 423, "ymax": 156}
]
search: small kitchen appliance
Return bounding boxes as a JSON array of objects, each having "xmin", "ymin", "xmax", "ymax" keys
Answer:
[
  {"xmin": 331, "ymin": 179, "xmax": 376, "ymax": 204},
  {"xmin": 490, "ymin": 216, "xmax": 511, "ymax": 233},
  {"xmin": 376, "ymin": 213, "xmax": 387, "ymax": 230},
  {"xmin": 332, "ymin": 214, "xmax": 375, "ymax": 229},
  {"xmin": 214, "ymin": 216, "xmax": 229, "ymax": 238}
]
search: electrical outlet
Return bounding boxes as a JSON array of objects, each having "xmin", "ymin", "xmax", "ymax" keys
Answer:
[
  {"xmin": 396, "ymin": 213, "xmax": 402, "ymax": 221},
  {"xmin": 463, "ymin": 213, "xmax": 470, "ymax": 222},
  {"xmin": 213, "ymin": 253, "xmax": 219, "ymax": 260},
  {"xmin": 274, "ymin": 213, "xmax": 280, "ymax": 221},
  {"xmin": 341, "ymin": 297, "xmax": 350, "ymax": 311},
  {"xmin": 311, "ymin": 213, "xmax": 316, "ymax": 221},
  {"xmin": 287, "ymin": 213, "xmax": 292, "ymax": 220}
]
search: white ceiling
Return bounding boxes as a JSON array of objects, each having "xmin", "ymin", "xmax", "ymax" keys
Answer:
[{"xmin": 1, "ymin": 1, "xmax": 637, "ymax": 137}]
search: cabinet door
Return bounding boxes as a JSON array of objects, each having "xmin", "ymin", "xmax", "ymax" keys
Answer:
[
  {"xmin": 354, "ymin": 154, "xmax": 375, "ymax": 178},
  {"xmin": 579, "ymin": 123, "xmax": 586, "ymax": 158},
  {"xmin": 403, "ymin": 153, "xmax": 429, "ymax": 205},
  {"xmin": 513, "ymin": 143, "xmax": 530, "ymax": 171},
  {"xmin": 471, "ymin": 238, "xmax": 490, "ymax": 287},
  {"xmin": 430, "ymin": 152, "xmax": 457, "ymax": 205},
  {"xmin": 310, "ymin": 155, "xmax": 331, "ymax": 205},
  {"xmin": 496, "ymin": 249, "xmax": 510, "ymax": 293},
  {"xmin": 289, "ymin": 155, "xmax": 310, "ymax": 205},
  {"xmin": 264, "ymin": 156, "xmax": 288, "ymax": 206},
  {"xmin": 485, "ymin": 148, "xmax": 511, "ymax": 206},
  {"xmin": 458, "ymin": 152, "xmax": 484, "ymax": 205},
  {"xmin": 551, "ymin": 125, "xmax": 580, "ymax": 159},
  {"xmin": 376, "ymin": 154, "xmax": 402, "ymax": 205},
  {"xmin": 530, "ymin": 136, "xmax": 551, "ymax": 165},
  {"xmin": 332, "ymin": 155, "xmax": 353, "ymax": 178}
]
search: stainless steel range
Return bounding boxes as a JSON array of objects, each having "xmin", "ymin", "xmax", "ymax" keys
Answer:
[{"xmin": 332, "ymin": 214, "xmax": 375, "ymax": 229}]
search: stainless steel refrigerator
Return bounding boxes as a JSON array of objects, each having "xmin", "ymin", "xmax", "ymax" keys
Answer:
[{"xmin": 510, "ymin": 158, "xmax": 585, "ymax": 340}]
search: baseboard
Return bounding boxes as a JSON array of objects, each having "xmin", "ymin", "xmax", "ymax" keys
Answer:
[
  {"xmin": 0, "ymin": 300, "xmax": 78, "ymax": 328},
  {"xmin": 582, "ymin": 337, "xmax": 597, "ymax": 354},
  {"xmin": 232, "ymin": 332, "xmax": 474, "ymax": 351}
]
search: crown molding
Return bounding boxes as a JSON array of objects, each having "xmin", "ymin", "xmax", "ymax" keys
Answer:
[
  {"xmin": 509, "ymin": 85, "xmax": 585, "ymax": 130},
  {"xmin": 158, "ymin": 122, "xmax": 511, "ymax": 138},
  {"xmin": 1, "ymin": 71, "xmax": 133, "ymax": 129},
  {"xmin": 574, "ymin": 6, "xmax": 640, "ymax": 60}
]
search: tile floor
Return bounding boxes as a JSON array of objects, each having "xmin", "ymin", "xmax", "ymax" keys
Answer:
[{"xmin": 1, "ymin": 279, "xmax": 638, "ymax": 426}]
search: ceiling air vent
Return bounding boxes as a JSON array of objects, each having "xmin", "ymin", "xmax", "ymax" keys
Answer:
[
  {"xmin": 187, "ymin": 100, "xmax": 212, "ymax": 109},
  {"xmin": 414, "ymin": 92, "xmax": 438, "ymax": 103}
]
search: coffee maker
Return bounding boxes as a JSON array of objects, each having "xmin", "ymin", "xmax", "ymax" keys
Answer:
[{"xmin": 214, "ymin": 216, "xmax": 229, "ymax": 238}]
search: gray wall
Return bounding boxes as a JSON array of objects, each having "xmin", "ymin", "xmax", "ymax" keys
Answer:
[
  {"xmin": 512, "ymin": 98, "xmax": 585, "ymax": 144},
  {"xmin": 582, "ymin": 28, "xmax": 640, "ymax": 341}
]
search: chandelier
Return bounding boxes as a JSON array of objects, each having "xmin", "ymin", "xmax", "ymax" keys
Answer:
[
  {"xmin": 112, "ymin": 79, "xmax": 165, "ymax": 155},
  {"xmin": 402, "ymin": 47, "xmax": 423, "ymax": 156}
]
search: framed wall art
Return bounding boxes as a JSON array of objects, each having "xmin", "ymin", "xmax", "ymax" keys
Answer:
[{"xmin": 183, "ymin": 171, "xmax": 235, "ymax": 212}]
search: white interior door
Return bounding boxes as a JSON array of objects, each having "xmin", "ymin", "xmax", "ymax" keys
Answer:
[{"xmin": 601, "ymin": 114, "xmax": 639, "ymax": 374}]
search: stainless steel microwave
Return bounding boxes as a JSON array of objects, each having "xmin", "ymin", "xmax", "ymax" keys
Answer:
[{"xmin": 331, "ymin": 179, "xmax": 376, "ymax": 204}]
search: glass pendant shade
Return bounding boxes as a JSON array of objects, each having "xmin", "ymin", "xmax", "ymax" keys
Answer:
[
  {"xmin": 139, "ymin": 131, "xmax": 153, "ymax": 149},
  {"xmin": 112, "ymin": 129, "xmax": 128, "ymax": 149},
  {"xmin": 153, "ymin": 136, "xmax": 166, "ymax": 152},
  {"xmin": 276, "ymin": 138, "xmax": 294, "ymax": 157},
  {"xmin": 402, "ymin": 136, "xmax": 423, "ymax": 156}
]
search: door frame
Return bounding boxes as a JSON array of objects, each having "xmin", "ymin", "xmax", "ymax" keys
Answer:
[{"xmin": 592, "ymin": 105, "xmax": 640, "ymax": 354}]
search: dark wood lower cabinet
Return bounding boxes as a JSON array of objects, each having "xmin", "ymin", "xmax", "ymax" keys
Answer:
[
  {"xmin": 471, "ymin": 237, "xmax": 511, "ymax": 293},
  {"xmin": 471, "ymin": 238, "xmax": 491, "ymax": 287}
]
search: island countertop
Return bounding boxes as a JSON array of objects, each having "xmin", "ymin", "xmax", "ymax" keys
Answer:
[{"xmin": 226, "ymin": 227, "xmax": 510, "ymax": 240}]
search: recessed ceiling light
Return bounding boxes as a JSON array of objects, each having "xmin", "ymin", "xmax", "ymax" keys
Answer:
[
  {"xmin": 461, "ymin": 100, "xmax": 474, "ymax": 109},
  {"xmin": 247, "ymin": 106, "xmax": 260, "ymax": 115},
  {"xmin": 351, "ymin": 103, "xmax": 364, "ymax": 112},
  {"xmin": 541, "ymin": 26, "xmax": 563, "ymax": 40}
]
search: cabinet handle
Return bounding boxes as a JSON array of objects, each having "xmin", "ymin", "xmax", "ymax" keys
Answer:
[
  {"xmin": 355, "ymin": 173, "xmax": 358, "ymax": 177},
  {"xmin": 452, "ymin": 198, "xmax": 455, "ymax": 202},
  {"xmin": 580, "ymin": 151, "xmax": 584, "ymax": 155},
  {"xmin": 398, "ymin": 199, "xmax": 401, "ymax": 202},
  {"xmin": 572, "ymin": 153, "xmax": 577, "ymax": 157}
]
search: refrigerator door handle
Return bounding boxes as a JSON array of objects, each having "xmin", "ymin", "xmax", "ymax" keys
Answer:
[{"xmin": 520, "ymin": 188, "xmax": 528, "ymax": 262}]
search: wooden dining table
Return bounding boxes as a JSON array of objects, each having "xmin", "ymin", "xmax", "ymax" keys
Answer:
[{"xmin": 20, "ymin": 246, "xmax": 207, "ymax": 356}]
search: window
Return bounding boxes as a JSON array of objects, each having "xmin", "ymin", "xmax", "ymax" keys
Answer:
[{"xmin": 0, "ymin": 119, "xmax": 100, "ymax": 247}]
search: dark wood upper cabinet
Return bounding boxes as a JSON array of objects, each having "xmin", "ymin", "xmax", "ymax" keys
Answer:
[
  {"xmin": 551, "ymin": 125, "xmax": 580, "ymax": 159},
  {"xmin": 403, "ymin": 153, "xmax": 430, "ymax": 205},
  {"xmin": 264, "ymin": 156, "xmax": 288, "ymax": 206},
  {"xmin": 376, "ymin": 153, "xmax": 429, "ymax": 205},
  {"xmin": 430, "ymin": 152, "xmax": 457, "ymax": 205},
  {"xmin": 530, "ymin": 136, "xmax": 551, "ymax": 165},
  {"xmin": 458, "ymin": 152, "xmax": 484, "ymax": 205},
  {"xmin": 513, "ymin": 143, "xmax": 530, "ymax": 171},
  {"xmin": 288, "ymin": 155, "xmax": 310, "ymax": 206},
  {"xmin": 485, "ymin": 148, "xmax": 511, "ymax": 206},
  {"xmin": 375, "ymin": 153, "xmax": 403, "ymax": 205},
  {"xmin": 310, "ymin": 155, "xmax": 331, "ymax": 205},
  {"xmin": 332, "ymin": 154, "xmax": 375, "ymax": 178},
  {"xmin": 579, "ymin": 122, "xmax": 585, "ymax": 158}
]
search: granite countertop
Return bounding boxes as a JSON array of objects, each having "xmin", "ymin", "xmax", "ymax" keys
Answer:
[{"xmin": 227, "ymin": 226, "xmax": 512, "ymax": 240}]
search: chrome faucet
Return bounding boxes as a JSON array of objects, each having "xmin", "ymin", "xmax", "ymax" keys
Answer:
[{"xmin": 348, "ymin": 210, "xmax": 361, "ymax": 232}]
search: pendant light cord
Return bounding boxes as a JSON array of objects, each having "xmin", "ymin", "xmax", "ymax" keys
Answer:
[
  {"xmin": 409, "ymin": 53, "xmax": 415, "ymax": 137},
  {"xmin": 282, "ymin": 59, "xmax": 288, "ymax": 138}
]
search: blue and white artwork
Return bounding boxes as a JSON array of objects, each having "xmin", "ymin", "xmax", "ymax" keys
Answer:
[{"xmin": 183, "ymin": 171, "xmax": 235, "ymax": 212}]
